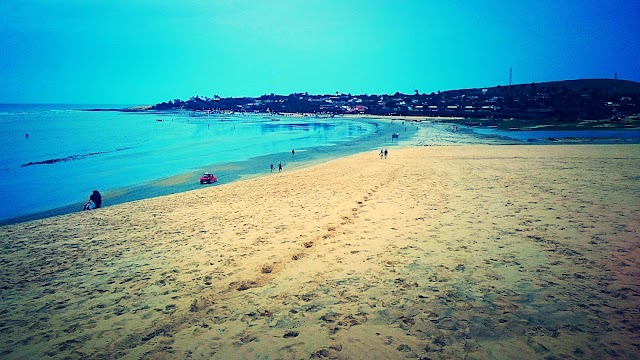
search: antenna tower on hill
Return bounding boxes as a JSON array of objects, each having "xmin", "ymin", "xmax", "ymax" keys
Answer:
[{"xmin": 509, "ymin": 67, "xmax": 512, "ymax": 86}]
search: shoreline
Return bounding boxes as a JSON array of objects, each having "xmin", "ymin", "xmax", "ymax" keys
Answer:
[
  {"xmin": 0, "ymin": 117, "xmax": 419, "ymax": 226},
  {"xmin": 1, "ymin": 144, "xmax": 638, "ymax": 359},
  {"xmin": 3, "ymin": 116, "xmax": 639, "ymax": 226}
]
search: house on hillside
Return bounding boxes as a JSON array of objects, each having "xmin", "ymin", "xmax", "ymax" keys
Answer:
[{"xmin": 479, "ymin": 105, "xmax": 497, "ymax": 113}]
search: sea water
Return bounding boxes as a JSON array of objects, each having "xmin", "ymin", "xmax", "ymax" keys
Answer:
[
  {"xmin": 3, "ymin": 105, "xmax": 637, "ymax": 224},
  {"xmin": 0, "ymin": 105, "xmax": 377, "ymax": 223}
]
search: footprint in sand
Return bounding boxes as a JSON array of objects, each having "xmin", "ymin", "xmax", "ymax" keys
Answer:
[{"xmin": 283, "ymin": 330, "xmax": 299, "ymax": 338}]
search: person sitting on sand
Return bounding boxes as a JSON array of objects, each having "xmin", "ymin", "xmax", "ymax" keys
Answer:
[
  {"xmin": 90, "ymin": 190, "xmax": 102, "ymax": 208},
  {"xmin": 83, "ymin": 198, "xmax": 96, "ymax": 211}
]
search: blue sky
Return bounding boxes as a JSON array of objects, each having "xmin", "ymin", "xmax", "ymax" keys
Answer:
[{"xmin": 1, "ymin": 0, "xmax": 639, "ymax": 104}]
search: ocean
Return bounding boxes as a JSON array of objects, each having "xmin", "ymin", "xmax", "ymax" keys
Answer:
[
  {"xmin": 3, "ymin": 104, "xmax": 638, "ymax": 225},
  {"xmin": 0, "ymin": 105, "xmax": 390, "ymax": 224}
]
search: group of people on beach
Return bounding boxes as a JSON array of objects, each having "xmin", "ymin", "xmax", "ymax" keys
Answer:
[
  {"xmin": 270, "ymin": 162, "xmax": 283, "ymax": 173},
  {"xmin": 83, "ymin": 190, "xmax": 102, "ymax": 211},
  {"xmin": 380, "ymin": 148, "xmax": 389, "ymax": 159},
  {"xmin": 269, "ymin": 149, "xmax": 295, "ymax": 173}
]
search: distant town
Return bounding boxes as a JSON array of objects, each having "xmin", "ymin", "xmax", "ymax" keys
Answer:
[{"xmin": 148, "ymin": 79, "xmax": 640, "ymax": 129}]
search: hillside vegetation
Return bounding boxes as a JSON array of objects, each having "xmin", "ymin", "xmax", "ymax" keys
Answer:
[{"xmin": 150, "ymin": 79, "xmax": 640, "ymax": 129}]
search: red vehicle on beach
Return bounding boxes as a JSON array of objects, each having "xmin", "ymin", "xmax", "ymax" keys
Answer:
[{"xmin": 199, "ymin": 172, "xmax": 217, "ymax": 184}]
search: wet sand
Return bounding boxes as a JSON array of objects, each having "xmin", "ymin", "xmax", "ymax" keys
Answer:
[
  {"xmin": 0, "ymin": 117, "xmax": 423, "ymax": 226},
  {"xmin": 1, "ymin": 144, "xmax": 639, "ymax": 359}
]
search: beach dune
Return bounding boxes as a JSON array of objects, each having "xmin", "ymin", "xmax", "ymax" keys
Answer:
[{"xmin": 1, "ymin": 145, "xmax": 639, "ymax": 359}]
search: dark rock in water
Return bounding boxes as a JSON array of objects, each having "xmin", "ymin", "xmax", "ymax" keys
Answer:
[{"xmin": 21, "ymin": 148, "xmax": 131, "ymax": 167}]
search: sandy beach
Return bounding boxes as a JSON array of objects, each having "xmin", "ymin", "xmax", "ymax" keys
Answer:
[{"xmin": 1, "ymin": 144, "xmax": 639, "ymax": 359}]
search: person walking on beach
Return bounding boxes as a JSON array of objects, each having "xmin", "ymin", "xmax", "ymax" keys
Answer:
[
  {"xmin": 384, "ymin": 148, "xmax": 388, "ymax": 159},
  {"xmin": 380, "ymin": 148, "xmax": 384, "ymax": 159},
  {"xmin": 270, "ymin": 163, "xmax": 274, "ymax": 173},
  {"xmin": 278, "ymin": 162, "xmax": 282, "ymax": 172}
]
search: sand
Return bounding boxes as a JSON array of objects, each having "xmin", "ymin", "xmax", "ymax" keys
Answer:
[{"xmin": 1, "ymin": 144, "xmax": 639, "ymax": 359}]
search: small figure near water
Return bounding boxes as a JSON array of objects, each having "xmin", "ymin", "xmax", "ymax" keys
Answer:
[
  {"xmin": 380, "ymin": 148, "xmax": 384, "ymax": 159},
  {"xmin": 270, "ymin": 163, "xmax": 274, "ymax": 173},
  {"xmin": 278, "ymin": 162, "xmax": 282, "ymax": 172},
  {"xmin": 25, "ymin": 133, "xmax": 29, "ymax": 139},
  {"xmin": 91, "ymin": 190, "xmax": 102, "ymax": 208},
  {"xmin": 384, "ymin": 148, "xmax": 388, "ymax": 159},
  {"xmin": 84, "ymin": 190, "xmax": 102, "ymax": 211},
  {"xmin": 292, "ymin": 149, "xmax": 295, "ymax": 156}
]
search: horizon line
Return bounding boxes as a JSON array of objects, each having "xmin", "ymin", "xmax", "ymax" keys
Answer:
[{"xmin": 2, "ymin": 77, "xmax": 637, "ymax": 106}]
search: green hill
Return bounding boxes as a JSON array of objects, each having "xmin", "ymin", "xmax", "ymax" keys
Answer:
[{"xmin": 449, "ymin": 79, "xmax": 640, "ymax": 97}]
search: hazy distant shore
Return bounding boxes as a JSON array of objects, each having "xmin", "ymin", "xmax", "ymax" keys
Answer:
[{"xmin": 105, "ymin": 104, "xmax": 640, "ymax": 131}]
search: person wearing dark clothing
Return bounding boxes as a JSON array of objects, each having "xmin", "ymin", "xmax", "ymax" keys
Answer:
[
  {"xmin": 278, "ymin": 162, "xmax": 282, "ymax": 172},
  {"xmin": 90, "ymin": 190, "xmax": 102, "ymax": 208}
]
